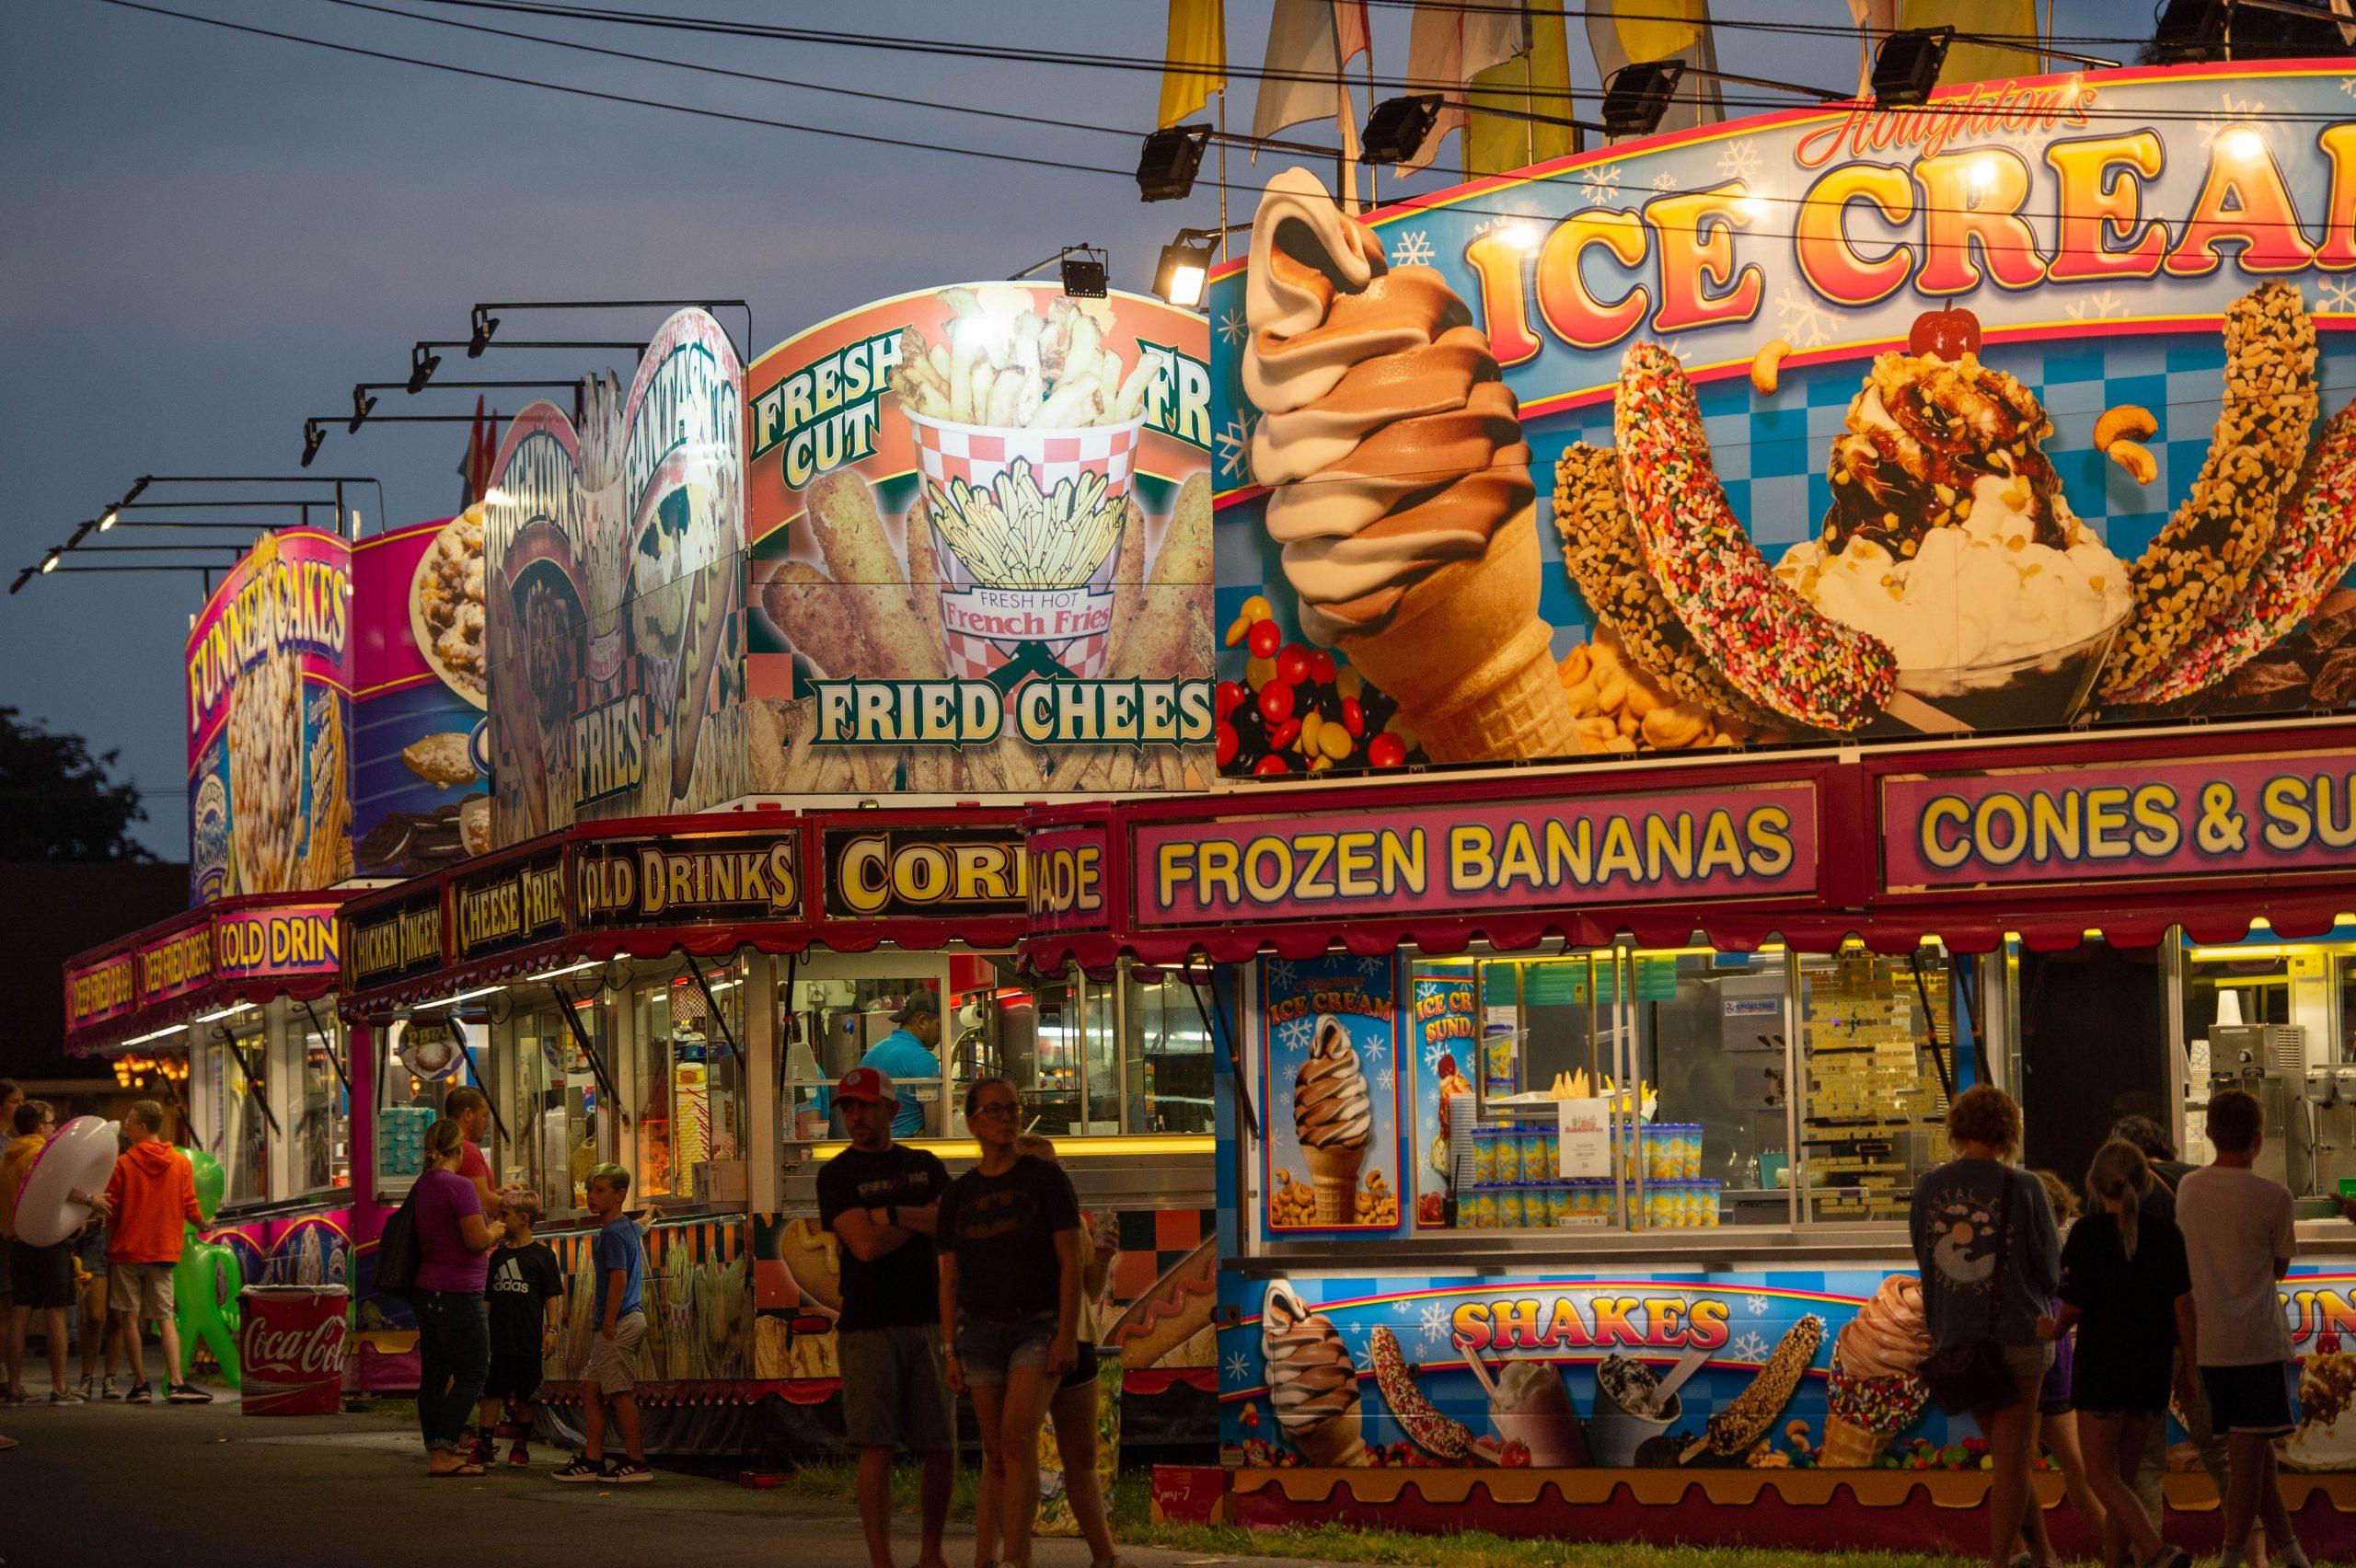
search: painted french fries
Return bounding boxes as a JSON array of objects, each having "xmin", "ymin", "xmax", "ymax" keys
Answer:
[{"xmin": 892, "ymin": 289, "xmax": 1161, "ymax": 430}]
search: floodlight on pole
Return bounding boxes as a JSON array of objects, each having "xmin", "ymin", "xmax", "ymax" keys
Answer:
[
  {"xmin": 1600, "ymin": 62, "xmax": 1686, "ymax": 139},
  {"xmin": 1137, "ymin": 123, "xmax": 1211, "ymax": 202},
  {"xmin": 1154, "ymin": 230, "xmax": 1219, "ymax": 310},
  {"xmin": 1871, "ymin": 29, "xmax": 1952, "ymax": 109},
  {"xmin": 1360, "ymin": 95, "xmax": 1445, "ymax": 167}
]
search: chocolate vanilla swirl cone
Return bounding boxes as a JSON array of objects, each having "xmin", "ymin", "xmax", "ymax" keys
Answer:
[
  {"xmin": 1262, "ymin": 1279, "xmax": 1367, "ymax": 1466},
  {"xmin": 1245, "ymin": 167, "xmax": 1576, "ymax": 762},
  {"xmin": 1294, "ymin": 1014, "xmax": 1370, "ymax": 1224}
]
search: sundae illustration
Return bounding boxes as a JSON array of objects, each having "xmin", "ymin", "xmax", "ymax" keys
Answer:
[
  {"xmin": 2288, "ymin": 1334, "xmax": 2356, "ymax": 1470},
  {"xmin": 1244, "ymin": 167, "xmax": 1577, "ymax": 761},
  {"xmin": 1293, "ymin": 1015, "xmax": 1373, "ymax": 1225},
  {"xmin": 1821, "ymin": 1274, "xmax": 1932, "ymax": 1467},
  {"xmin": 1262, "ymin": 1280, "xmax": 1367, "ymax": 1466}
]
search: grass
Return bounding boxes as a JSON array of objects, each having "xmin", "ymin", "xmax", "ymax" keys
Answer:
[{"xmin": 775, "ymin": 1460, "xmax": 1979, "ymax": 1568}]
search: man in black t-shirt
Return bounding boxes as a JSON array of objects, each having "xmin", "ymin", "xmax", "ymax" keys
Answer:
[{"xmin": 814, "ymin": 1068, "xmax": 952, "ymax": 1568}]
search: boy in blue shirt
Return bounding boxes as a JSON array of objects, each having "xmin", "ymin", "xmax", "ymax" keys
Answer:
[{"xmin": 553, "ymin": 1165, "xmax": 649, "ymax": 1484}]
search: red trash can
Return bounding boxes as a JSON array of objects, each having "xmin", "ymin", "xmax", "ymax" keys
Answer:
[{"xmin": 238, "ymin": 1286, "xmax": 350, "ymax": 1415}]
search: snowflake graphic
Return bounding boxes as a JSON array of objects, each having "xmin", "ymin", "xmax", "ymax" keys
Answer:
[
  {"xmin": 2323, "ymin": 277, "xmax": 2356, "ymax": 315},
  {"xmin": 1390, "ymin": 229, "xmax": 1436, "ymax": 268},
  {"xmin": 1420, "ymin": 1303, "xmax": 1451, "ymax": 1339},
  {"xmin": 1357, "ymin": 953, "xmax": 1389, "ymax": 980},
  {"xmin": 1268, "ymin": 958, "xmax": 1299, "ymax": 988},
  {"xmin": 2199, "ymin": 92, "xmax": 2268, "ymax": 148},
  {"xmin": 1275, "ymin": 1014, "xmax": 1315, "ymax": 1054},
  {"xmin": 1650, "ymin": 170, "xmax": 1680, "ymax": 193},
  {"xmin": 1393, "ymin": 1297, "xmax": 1416, "ymax": 1319},
  {"xmin": 1580, "ymin": 164, "xmax": 1623, "ymax": 207},
  {"xmin": 2063, "ymin": 290, "xmax": 2129, "ymax": 322},
  {"xmin": 1217, "ymin": 307, "xmax": 1247, "ymax": 347},
  {"xmin": 1716, "ymin": 138, "xmax": 1761, "ymax": 181},
  {"xmin": 2342, "ymin": 76, "xmax": 2356, "ymax": 98},
  {"xmin": 1215, "ymin": 413, "xmax": 1253, "ymax": 483},
  {"xmin": 1423, "ymin": 1038, "xmax": 1450, "ymax": 1072},
  {"xmin": 1746, "ymin": 1294, "xmax": 1772, "ymax": 1317},
  {"xmin": 1377, "ymin": 1066, "xmax": 1396, "ymax": 1093},
  {"xmin": 1225, "ymin": 1350, "xmax": 1253, "ymax": 1382},
  {"xmin": 1730, "ymin": 1330, "xmax": 1770, "ymax": 1363},
  {"xmin": 1774, "ymin": 286, "xmax": 1835, "ymax": 351}
]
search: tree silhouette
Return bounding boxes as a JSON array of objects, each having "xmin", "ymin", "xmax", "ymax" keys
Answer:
[{"xmin": 0, "ymin": 707, "xmax": 153, "ymax": 861}]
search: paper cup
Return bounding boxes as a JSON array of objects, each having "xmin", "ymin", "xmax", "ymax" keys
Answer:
[{"xmin": 905, "ymin": 409, "xmax": 1142, "ymax": 682}]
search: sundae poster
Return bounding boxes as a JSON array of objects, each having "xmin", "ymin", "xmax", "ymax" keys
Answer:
[
  {"xmin": 1222, "ymin": 1266, "xmax": 2356, "ymax": 1472},
  {"xmin": 486, "ymin": 308, "xmax": 747, "ymax": 847},
  {"xmin": 352, "ymin": 513, "xmax": 491, "ymax": 878},
  {"xmin": 742, "ymin": 282, "xmax": 1215, "ymax": 797},
  {"xmin": 1410, "ymin": 975, "xmax": 1476, "ymax": 1230},
  {"xmin": 1210, "ymin": 59, "xmax": 2356, "ymax": 779},
  {"xmin": 1260, "ymin": 952, "xmax": 1401, "ymax": 1235},
  {"xmin": 185, "ymin": 528, "xmax": 353, "ymax": 903}
]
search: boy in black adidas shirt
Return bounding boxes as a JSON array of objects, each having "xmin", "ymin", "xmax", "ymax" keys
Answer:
[{"xmin": 474, "ymin": 1192, "xmax": 565, "ymax": 1469}]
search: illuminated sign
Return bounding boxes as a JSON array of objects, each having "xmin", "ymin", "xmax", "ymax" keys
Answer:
[
  {"xmin": 136, "ymin": 921, "xmax": 215, "ymax": 1008},
  {"xmin": 449, "ymin": 850, "xmax": 568, "ymax": 961},
  {"xmin": 345, "ymin": 891, "xmax": 446, "ymax": 990},
  {"xmin": 214, "ymin": 904, "xmax": 341, "ymax": 982},
  {"xmin": 64, "ymin": 951, "xmax": 136, "ymax": 1032},
  {"xmin": 821, "ymin": 825, "xmax": 1026, "ymax": 920},
  {"xmin": 573, "ymin": 834, "xmax": 801, "ymax": 928},
  {"xmin": 1026, "ymin": 824, "xmax": 1110, "ymax": 932}
]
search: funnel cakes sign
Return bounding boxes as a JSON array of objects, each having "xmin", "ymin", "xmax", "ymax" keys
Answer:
[{"xmin": 1209, "ymin": 60, "xmax": 2356, "ymax": 779}]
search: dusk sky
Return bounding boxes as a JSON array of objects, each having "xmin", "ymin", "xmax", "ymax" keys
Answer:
[{"xmin": 2, "ymin": 0, "xmax": 2123, "ymax": 859}]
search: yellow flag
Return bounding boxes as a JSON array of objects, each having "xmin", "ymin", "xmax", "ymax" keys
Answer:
[
  {"xmin": 1613, "ymin": 0, "xmax": 1703, "ymax": 64},
  {"xmin": 1466, "ymin": 5, "xmax": 1574, "ymax": 177},
  {"xmin": 1160, "ymin": 0, "xmax": 1229, "ymax": 128},
  {"xmin": 1900, "ymin": 0, "xmax": 2041, "ymax": 86}
]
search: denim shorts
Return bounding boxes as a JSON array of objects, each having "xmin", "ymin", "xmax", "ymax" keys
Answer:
[{"xmin": 956, "ymin": 1309, "xmax": 1057, "ymax": 1388}]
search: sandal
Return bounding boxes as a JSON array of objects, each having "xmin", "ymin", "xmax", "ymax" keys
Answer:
[{"xmin": 429, "ymin": 1460, "xmax": 487, "ymax": 1478}]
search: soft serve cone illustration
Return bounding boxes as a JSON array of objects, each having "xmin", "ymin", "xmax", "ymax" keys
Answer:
[
  {"xmin": 1244, "ymin": 167, "xmax": 1576, "ymax": 763},
  {"xmin": 1820, "ymin": 1274, "xmax": 1931, "ymax": 1467},
  {"xmin": 1293, "ymin": 1013, "xmax": 1371, "ymax": 1224},
  {"xmin": 1262, "ymin": 1279, "xmax": 1368, "ymax": 1466}
]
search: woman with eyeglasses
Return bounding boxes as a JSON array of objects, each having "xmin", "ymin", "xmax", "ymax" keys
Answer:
[{"xmin": 938, "ymin": 1078, "xmax": 1081, "ymax": 1568}]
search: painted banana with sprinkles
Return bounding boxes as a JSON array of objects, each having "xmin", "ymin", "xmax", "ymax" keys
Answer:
[{"xmin": 1613, "ymin": 343, "xmax": 1898, "ymax": 732}]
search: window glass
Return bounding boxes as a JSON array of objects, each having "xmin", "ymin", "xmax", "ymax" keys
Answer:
[
  {"xmin": 205, "ymin": 1014, "xmax": 270, "ymax": 1206},
  {"xmin": 290, "ymin": 1010, "xmax": 350, "ymax": 1194},
  {"xmin": 631, "ymin": 958, "xmax": 747, "ymax": 1204},
  {"xmin": 782, "ymin": 968, "xmax": 948, "ymax": 1139},
  {"xmin": 510, "ymin": 990, "xmax": 611, "ymax": 1216},
  {"xmin": 1796, "ymin": 945, "xmax": 1955, "ymax": 1224},
  {"xmin": 1120, "ymin": 968, "xmax": 1215, "ymax": 1134},
  {"xmin": 376, "ymin": 1015, "xmax": 470, "ymax": 1196}
]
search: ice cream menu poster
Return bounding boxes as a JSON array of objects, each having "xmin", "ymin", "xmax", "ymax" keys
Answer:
[
  {"xmin": 1410, "ymin": 974, "xmax": 1475, "ymax": 1230},
  {"xmin": 1210, "ymin": 60, "xmax": 2356, "ymax": 783},
  {"xmin": 1261, "ymin": 953, "xmax": 1402, "ymax": 1236}
]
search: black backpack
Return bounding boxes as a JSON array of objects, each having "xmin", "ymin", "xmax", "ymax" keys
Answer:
[{"xmin": 373, "ymin": 1182, "xmax": 425, "ymax": 1299}]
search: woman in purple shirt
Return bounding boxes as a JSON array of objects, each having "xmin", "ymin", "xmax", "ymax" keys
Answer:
[{"xmin": 413, "ymin": 1117, "xmax": 498, "ymax": 1476}]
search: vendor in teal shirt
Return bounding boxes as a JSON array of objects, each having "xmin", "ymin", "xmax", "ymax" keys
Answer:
[{"xmin": 819, "ymin": 990, "xmax": 942, "ymax": 1138}]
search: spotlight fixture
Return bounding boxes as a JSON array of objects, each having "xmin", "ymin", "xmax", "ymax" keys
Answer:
[
  {"xmin": 348, "ymin": 385, "xmax": 378, "ymax": 435},
  {"xmin": 408, "ymin": 344, "xmax": 442, "ymax": 394},
  {"xmin": 1060, "ymin": 246, "xmax": 1110, "ymax": 299},
  {"xmin": 121, "ymin": 477, "xmax": 150, "ymax": 504},
  {"xmin": 1600, "ymin": 62, "xmax": 1685, "ymax": 139},
  {"xmin": 1137, "ymin": 123, "xmax": 1211, "ymax": 202},
  {"xmin": 98, "ymin": 509, "xmax": 119, "ymax": 532},
  {"xmin": 1870, "ymin": 28, "xmax": 1950, "ymax": 109},
  {"xmin": 1154, "ymin": 230, "xmax": 1218, "ymax": 309},
  {"xmin": 302, "ymin": 420, "xmax": 326, "ymax": 468},
  {"xmin": 468, "ymin": 306, "xmax": 499, "ymax": 358},
  {"xmin": 2151, "ymin": 0, "xmax": 2227, "ymax": 63},
  {"xmin": 40, "ymin": 549, "xmax": 61, "ymax": 574},
  {"xmin": 1361, "ymin": 94, "xmax": 1445, "ymax": 166}
]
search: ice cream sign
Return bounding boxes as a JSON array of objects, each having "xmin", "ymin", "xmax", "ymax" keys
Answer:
[{"xmin": 1261, "ymin": 952, "xmax": 1402, "ymax": 1236}]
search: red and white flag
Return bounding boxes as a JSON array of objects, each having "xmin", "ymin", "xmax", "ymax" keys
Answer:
[{"xmin": 1396, "ymin": 1, "xmax": 1530, "ymax": 175}]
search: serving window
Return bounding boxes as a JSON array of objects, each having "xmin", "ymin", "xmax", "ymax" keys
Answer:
[
  {"xmin": 200, "ymin": 1009, "xmax": 271, "ymax": 1209},
  {"xmin": 288, "ymin": 1007, "xmax": 351, "ymax": 1196},
  {"xmin": 629, "ymin": 957, "xmax": 747, "ymax": 1205},
  {"xmin": 501, "ymin": 986, "xmax": 613, "ymax": 1218}
]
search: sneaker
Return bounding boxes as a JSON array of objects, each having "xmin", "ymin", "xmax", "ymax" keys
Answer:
[
  {"xmin": 551, "ymin": 1455, "xmax": 606, "ymax": 1482},
  {"xmin": 123, "ymin": 1382, "xmax": 154, "ymax": 1404},
  {"xmin": 97, "ymin": 1378, "xmax": 118, "ymax": 1401},
  {"xmin": 606, "ymin": 1460, "xmax": 652, "ymax": 1484},
  {"xmin": 508, "ymin": 1442, "xmax": 531, "ymax": 1469},
  {"xmin": 466, "ymin": 1433, "xmax": 495, "ymax": 1468},
  {"xmin": 48, "ymin": 1391, "xmax": 87, "ymax": 1407},
  {"xmin": 167, "ymin": 1382, "xmax": 214, "ymax": 1405},
  {"xmin": 75, "ymin": 1378, "xmax": 97, "ymax": 1401}
]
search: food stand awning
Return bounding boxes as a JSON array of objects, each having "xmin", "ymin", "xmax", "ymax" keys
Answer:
[
  {"xmin": 1021, "ymin": 719, "xmax": 2356, "ymax": 970},
  {"xmin": 340, "ymin": 807, "xmax": 1034, "ymax": 1017},
  {"xmin": 64, "ymin": 891, "xmax": 352, "ymax": 1057}
]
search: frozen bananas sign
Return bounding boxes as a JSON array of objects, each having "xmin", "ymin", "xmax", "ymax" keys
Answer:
[
  {"xmin": 185, "ymin": 528, "xmax": 353, "ymax": 903},
  {"xmin": 1260, "ymin": 952, "xmax": 1402, "ymax": 1236},
  {"xmin": 1211, "ymin": 61, "xmax": 2356, "ymax": 779},
  {"xmin": 485, "ymin": 309, "xmax": 747, "ymax": 847},
  {"xmin": 745, "ymin": 283, "xmax": 1214, "ymax": 797}
]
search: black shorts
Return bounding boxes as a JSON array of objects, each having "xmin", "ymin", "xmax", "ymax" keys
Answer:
[
  {"xmin": 481, "ymin": 1350, "xmax": 545, "ymax": 1403},
  {"xmin": 2200, "ymin": 1362, "xmax": 2297, "ymax": 1437},
  {"xmin": 1057, "ymin": 1339, "xmax": 1100, "ymax": 1393},
  {"xmin": 7, "ymin": 1239, "xmax": 75, "ymax": 1310}
]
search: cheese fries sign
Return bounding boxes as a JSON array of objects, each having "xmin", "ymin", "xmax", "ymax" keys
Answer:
[{"xmin": 745, "ymin": 283, "xmax": 1214, "ymax": 797}]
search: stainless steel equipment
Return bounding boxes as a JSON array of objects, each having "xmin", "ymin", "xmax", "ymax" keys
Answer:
[{"xmin": 2212, "ymin": 1023, "xmax": 2312, "ymax": 1190}]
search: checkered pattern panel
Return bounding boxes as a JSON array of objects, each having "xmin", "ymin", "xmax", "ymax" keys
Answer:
[{"xmin": 1109, "ymin": 1205, "xmax": 1213, "ymax": 1308}]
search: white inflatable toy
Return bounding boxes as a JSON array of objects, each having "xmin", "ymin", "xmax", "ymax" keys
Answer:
[{"xmin": 14, "ymin": 1116, "xmax": 119, "ymax": 1248}]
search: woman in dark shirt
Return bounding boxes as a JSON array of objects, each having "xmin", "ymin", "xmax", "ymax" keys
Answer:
[
  {"xmin": 411, "ymin": 1117, "xmax": 499, "ymax": 1476},
  {"xmin": 2038, "ymin": 1139, "xmax": 2199, "ymax": 1568},
  {"xmin": 938, "ymin": 1078, "xmax": 1080, "ymax": 1568}
]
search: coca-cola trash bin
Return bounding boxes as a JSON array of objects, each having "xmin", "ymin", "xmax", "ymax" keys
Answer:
[{"xmin": 238, "ymin": 1286, "xmax": 349, "ymax": 1415}]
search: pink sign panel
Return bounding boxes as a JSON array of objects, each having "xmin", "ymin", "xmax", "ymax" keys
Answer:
[
  {"xmin": 214, "ymin": 904, "xmax": 342, "ymax": 983},
  {"xmin": 63, "ymin": 951, "xmax": 136, "ymax": 1033},
  {"xmin": 1027, "ymin": 824, "xmax": 1112, "ymax": 933},
  {"xmin": 137, "ymin": 919, "xmax": 216, "ymax": 1009},
  {"xmin": 1137, "ymin": 782, "xmax": 1818, "ymax": 927},
  {"xmin": 1883, "ymin": 747, "xmax": 2356, "ymax": 892}
]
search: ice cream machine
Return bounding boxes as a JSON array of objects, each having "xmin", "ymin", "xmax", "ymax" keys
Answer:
[{"xmin": 2211, "ymin": 1023, "xmax": 2317, "ymax": 1192}]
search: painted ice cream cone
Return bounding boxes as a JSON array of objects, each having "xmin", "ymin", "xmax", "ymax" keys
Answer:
[
  {"xmin": 1244, "ymin": 166, "xmax": 1575, "ymax": 764},
  {"xmin": 1262, "ymin": 1280, "xmax": 1367, "ymax": 1467},
  {"xmin": 1293, "ymin": 1015, "xmax": 1371, "ymax": 1225},
  {"xmin": 1819, "ymin": 1276, "xmax": 1932, "ymax": 1466},
  {"xmin": 1818, "ymin": 1413, "xmax": 1896, "ymax": 1469}
]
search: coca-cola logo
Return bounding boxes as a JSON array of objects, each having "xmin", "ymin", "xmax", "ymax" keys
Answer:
[{"xmin": 246, "ymin": 1316, "xmax": 346, "ymax": 1377}]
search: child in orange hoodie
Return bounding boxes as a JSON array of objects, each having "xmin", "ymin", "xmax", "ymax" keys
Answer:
[{"xmin": 102, "ymin": 1101, "xmax": 209, "ymax": 1404}]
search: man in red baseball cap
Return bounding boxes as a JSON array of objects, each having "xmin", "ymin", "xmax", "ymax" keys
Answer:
[{"xmin": 816, "ymin": 1066, "xmax": 953, "ymax": 1568}]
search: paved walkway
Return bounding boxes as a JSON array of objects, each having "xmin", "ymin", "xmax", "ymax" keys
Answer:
[{"xmin": 0, "ymin": 1392, "xmax": 1277, "ymax": 1568}]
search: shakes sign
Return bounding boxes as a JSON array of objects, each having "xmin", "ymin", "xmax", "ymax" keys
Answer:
[{"xmin": 1209, "ymin": 60, "xmax": 2356, "ymax": 778}]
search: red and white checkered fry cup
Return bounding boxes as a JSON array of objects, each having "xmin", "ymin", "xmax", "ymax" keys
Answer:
[{"xmin": 906, "ymin": 409, "xmax": 1143, "ymax": 682}]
